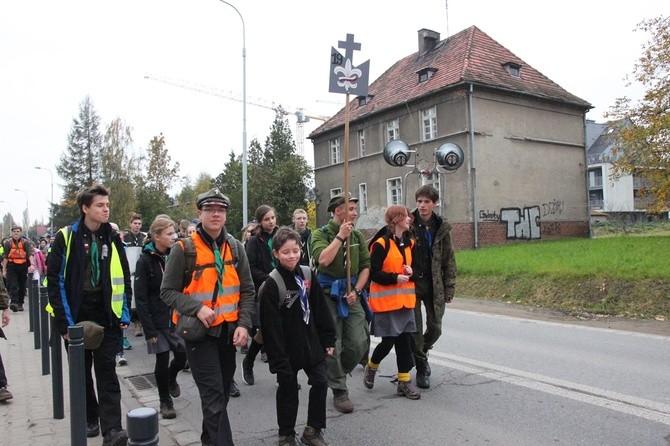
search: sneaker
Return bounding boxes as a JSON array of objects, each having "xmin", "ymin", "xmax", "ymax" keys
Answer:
[
  {"xmin": 363, "ymin": 365, "xmax": 377, "ymax": 389},
  {"xmin": 0, "ymin": 387, "xmax": 13, "ymax": 402},
  {"xmin": 397, "ymin": 380, "xmax": 421, "ymax": 400},
  {"xmin": 229, "ymin": 380, "xmax": 241, "ymax": 398},
  {"xmin": 332, "ymin": 389, "xmax": 353, "ymax": 413},
  {"xmin": 116, "ymin": 353, "xmax": 127, "ymax": 366},
  {"xmin": 122, "ymin": 337, "xmax": 132, "ymax": 350},
  {"xmin": 102, "ymin": 428, "xmax": 128, "ymax": 446},
  {"xmin": 300, "ymin": 425, "xmax": 329, "ymax": 446},
  {"xmin": 134, "ymin": 322, "xmax": 144, "ymax": 337},
  {"xmin": 242, "ymin": 356, "xmax": 255, "ymax": 385},
  {"xmin": 160, "ymin": 399, "xmax": 176, "ymax": 419},
  {"xmin": 261, "ymin": 352, "xmax": 269, "ymax": 363},
  {"xmin": 168, "ymin": 381, "xmax": 181, "ymax": 398},
  {"xmin": 9, "ymin": 303, "xmax": 18, "ymax": 312},
  {"xmin": 278, "ymin": 434, "xmax": 299, "ymax": 446},
  {"xmin": 86, "ymin": 421, "xmax": 99, "ymax": 438}
]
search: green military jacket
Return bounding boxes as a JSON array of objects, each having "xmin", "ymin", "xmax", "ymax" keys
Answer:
[{"xmin": 310, "ymin": 219, "xmax": 370, "ymax": 282}]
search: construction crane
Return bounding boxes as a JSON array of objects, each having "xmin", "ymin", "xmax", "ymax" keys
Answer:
[{"xmin": 144, "ymin": 74, "xmax": 330, "ymax": 156}]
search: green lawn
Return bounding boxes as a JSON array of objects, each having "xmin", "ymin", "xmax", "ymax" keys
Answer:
[{"xmin": 454, "ymin": 236, "xmax": 670, "ymax": 318}]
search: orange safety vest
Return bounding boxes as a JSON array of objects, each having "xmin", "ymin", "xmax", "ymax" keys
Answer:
[
  {"xmin": 7, "ymin": 238, "xmax": 28, "ymax": 264},
  {"xmin": 172, "ymin": 233, "xmax": 240, "ymax": 326},
  {"xmin": 368, "ymin": 236, "xmax": 416, "ymax": 313}
]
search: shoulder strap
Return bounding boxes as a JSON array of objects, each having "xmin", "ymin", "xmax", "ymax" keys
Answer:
[
  {"xmin": 226, "ymin": 234, "xmax": 239, "ymax": 267},
  {"xmin": 308, "ymin": 225, "xmax": 330, "ymax": 269},
  {"xmin": 178, "ymin": 238, "xmax": 197, "ymax": 289}
]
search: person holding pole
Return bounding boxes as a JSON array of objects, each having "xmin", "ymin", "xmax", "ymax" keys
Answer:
[{"xmin": 309, "ymin": 192, "xmax": 370, "ymax": 414}]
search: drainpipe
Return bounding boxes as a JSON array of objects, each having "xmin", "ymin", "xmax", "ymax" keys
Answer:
[{"xmin": 468, "ymin": 84, "xmax": 479, "ymax": 248}]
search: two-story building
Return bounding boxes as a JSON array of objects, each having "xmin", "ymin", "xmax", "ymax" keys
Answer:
[{"xmin": 309, "ymin": 26, "xmax": 593, "ymax": 249}]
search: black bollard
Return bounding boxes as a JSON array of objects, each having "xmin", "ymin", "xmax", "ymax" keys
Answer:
[
  {"xmin": 32, "ymin": 281, "xmax": 41, "ymax": 349},
  {"xmin": 127, "ymin": 407, "xmax": 159, "ymax": 446},
  {"xmin": 40, "ymin": 286, "xmax": 51, "ymax": 375},
  {"xmin": 28, "ymin": 279, "xmax": 38, "ymax": 332},
  {"xmin": 51, "ymin": 322, "xmax": 64, "ymax": 419},
  {"xmin": 68, "ymin": 325, "xmax": 87, "ymax": 446}
]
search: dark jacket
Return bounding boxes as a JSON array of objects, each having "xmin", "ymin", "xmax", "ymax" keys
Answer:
[
  {"xmin": 123, "ymin": 231, "xmax": 146, "ymax": 247},
  {"xmin": 245, "ymin": 227, "xmax": 278, "ymax": 292},
  {"xmin": 134, "ymin": 242, "xmax": 171, "ymax": 340},
  {"xmin": 289, "ymin": 224, "xmax": 311, "ymax": 266},
  {"xmin": 47, "ymin": 218, "xmax": 132, "ymax": 336},
  {"xmin": 411, "ymin": 209, "xmax": 457, "ymax": 309},
  {"xmin": 259, "ymin": 263, "xmax": 336, "ymax": 376}
]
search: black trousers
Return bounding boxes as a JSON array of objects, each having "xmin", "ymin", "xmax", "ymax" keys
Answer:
[
  {"xmin": 371, "ymin": 332, "xmax": 415, "ymax": 373},
  {"xmin": 155, "ymin": 350, "xmax": 187, "ymax": 401},
  {"xmin": 0, "ymin": 352, "xmax": 7, "ymax": 388},
  {"xmin": 6, "ymin": 262, "xmax": 28, "ymax": 305},
  {"xmin": 186, "ymin": 328, "xmax": 236, "ymax": 446},
  {"xmin": 70, "ymin": 327, "xmax": 123, "ymax": 435},
  {"xmin": 276, "ymin": 360, "xmax": 328, "ymax": 437}
]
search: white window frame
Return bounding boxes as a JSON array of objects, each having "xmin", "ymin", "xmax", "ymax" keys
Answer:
[
  {"xmin": 358, "ymin": 183, "xmax": 368, "ymax": 213},
  {"xmin": 330, "ymin": 138, "xmax": 341, "ymax": 164},
  {"xmin": 330, "ymin": 188, "xmax": 342, "ymax": 199},
  {"xmin": 386, "ymin": 177, "xmax": 403, "ymax": 205},
  {"xmin": 422, "ymin": 106, "xmax": 437, "ymax": 141},
  {"xmin": 386, "ymin": 118, "xmax": 399, "ymax": 144},
  {"xmin": 358, "ymin": 129, "xmax": 365, "ymax": 158}
]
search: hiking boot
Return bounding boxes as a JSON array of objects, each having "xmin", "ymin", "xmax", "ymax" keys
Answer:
[
  {"xmin": 168, "ymin": 381, "xmax": 181, "ymax": 398},
  {"xmin": 116, "ymin": 353, "xmax": 127, "ymax": 366},
  {"xmin": 134, "ymin": 322, "xmax": 144, "ymax": 337},
  {"xmin": 363, "ymin": 365, "xmax": 376, "ymax": 389},
  {"xmin": 9, "ymin": 303, "xmax": 18, "ymax": 312},
  {"xmin": 102, "ymin": 428, "xmax": 128, "ymax": 446},
  {"xmin": 261, "ymin": 352, "xmax": 269, "ymax": 363},
  {"xmin": 415, "ymin": 357, "xmax": 430, "ymax": 389},
  {"xmin": 86, "ymin": 421, "xmax": 99, "ymax": 437},
  {"xmin": 160, "ymin": 399, "xmax": 176, "ymax": 419},
  {"xmin": 122, "ymin": 337, "xmax": 132, "ymax": 350},
  {"xmin": 278, "ymin": 434, "xmax": 299, "ymax": 446},
  {"xmin": 229, "ymin": 380, "xmax": 241, "ymax": 397},
  {"xmin": 17, "ymin": 303, "xmax": 24, "ymax": 311},
  {"xmin": 300, "ymin": 425, "xmax": 329, "ymax": 446},
  {"xmin": 332, "ymin": 388, "xmax": 353, "ymax": 413},
  {"xmin": 397, "ymin": 380, "xmax": 421, "ymax": 400},
  {"xmin": 242, "ymin": 356, "xmax": 255, "ymax": 385},
  {"xmin": 0, "ymin": 387, "xmax": 13, "ymax": 402}
]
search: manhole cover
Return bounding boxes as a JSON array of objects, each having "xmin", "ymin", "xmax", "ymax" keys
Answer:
[{"xmin": 125, "ymin": 373, "xmax": 157, "ymax": 391}]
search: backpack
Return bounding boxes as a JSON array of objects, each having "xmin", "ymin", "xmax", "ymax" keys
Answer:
[
  {"xmin": 178, "ymin": 234, "xmax": 240, "ymax": 290},
  {"xmin": 258, "ymin": 265, "xmax": 312, "ymax": 309}
]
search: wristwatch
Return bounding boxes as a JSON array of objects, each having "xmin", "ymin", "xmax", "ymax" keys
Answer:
[{"xmin": 354, "ymin": 288, "xmax": 362, "ymax": 297}]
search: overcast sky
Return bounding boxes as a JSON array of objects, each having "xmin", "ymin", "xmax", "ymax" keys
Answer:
[{"xmin": 1, "ymin": 0, "xmax": 668, "ymax": 228}]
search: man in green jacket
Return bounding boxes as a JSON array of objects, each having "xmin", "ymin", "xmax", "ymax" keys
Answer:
[
  {"xmin": 411, "ymin": 185, "xmax": 457, "ymax": 389},
  {"xmin": 310, "ymin": 192, "xmax": 370, "ymax": 414}
]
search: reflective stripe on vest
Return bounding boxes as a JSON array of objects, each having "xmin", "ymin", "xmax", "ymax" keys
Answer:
[
  {"xmin": 172, "ymin": 233, "xmax": 240, "ymax": 326},
  {"xmin": 368, "ymin": 236, "xmax": 416, "ymax": 313},
  {"xmin": 7, "ymin": 239, "xmax": 28, "ymax": 264}
]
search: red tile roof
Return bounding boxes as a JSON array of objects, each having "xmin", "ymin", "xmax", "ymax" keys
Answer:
[{"xmin": 310, "ymin": 26, "xmax": 591, "ymax": 137}]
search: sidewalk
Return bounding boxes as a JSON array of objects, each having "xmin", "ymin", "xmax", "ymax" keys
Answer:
[{"xmin": 0, "ymin": 301, "xmax": 180, "ymax": 446}]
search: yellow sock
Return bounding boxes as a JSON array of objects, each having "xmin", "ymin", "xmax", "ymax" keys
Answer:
[
  {"xmin": 367, "ymin": 360, "xmax": 379, "ymax": 370},
  {"xmin": 397, "ymin": 372, "xmax": 411, "ymax": 382}
]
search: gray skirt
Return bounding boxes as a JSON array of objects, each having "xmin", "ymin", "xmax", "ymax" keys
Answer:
[
  {"xmin": 146, "ymin": 328, "xmax": 186, "ymax": 355},
  {"xmin": 371, "ymin": 307, "xmax": 416, "ymax": 337}
]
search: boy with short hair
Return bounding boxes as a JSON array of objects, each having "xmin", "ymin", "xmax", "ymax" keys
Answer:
[{"xmin": 260, "ymin": 227, "xmax": 336, "ymax": 446}]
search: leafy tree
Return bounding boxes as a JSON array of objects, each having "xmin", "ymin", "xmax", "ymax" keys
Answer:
[
  {"xmin": 170, "ymin": 173, "xmax": 214, "ymax": 223},
  {"xmin": 101, "ymin": 118, "xmax": 139, "ymax": 226},
  {"xmin": 55, "ymin": 96, "xmax": 103, "ymax": 226},
  {"xmin": 135, "ymin": 134, "xmax": 180, "ymax": 229},
  {"xmin": 605, "ymin": 15, "xmax": 670, "ymax": 213}
]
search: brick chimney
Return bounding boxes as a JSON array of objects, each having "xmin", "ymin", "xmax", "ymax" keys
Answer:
[{"xmin": 418, "ymin": 28, "xmax": 440, "ymax": 54}]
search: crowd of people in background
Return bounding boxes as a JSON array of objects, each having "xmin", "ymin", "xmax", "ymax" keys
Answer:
[{"xmin": 0, "ymin": 182, "xmax": 457, "ymax": 446}]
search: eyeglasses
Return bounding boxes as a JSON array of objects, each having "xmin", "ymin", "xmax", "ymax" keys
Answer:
[{"xmin": 202, "ymin": 207, "xmax": 227, "ymax": 214}]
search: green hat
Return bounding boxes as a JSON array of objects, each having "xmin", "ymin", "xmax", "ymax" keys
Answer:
[
  {"xmin": 196, "ymin": 188, "xmax": 231, "ymax": 210},
  {"xmin": 77, "ymin": 320, "xmax": 105, "ymax": 350},
  {"xmin": 327, "ymin": 192, "xmax": 358, "ymax": 213}
]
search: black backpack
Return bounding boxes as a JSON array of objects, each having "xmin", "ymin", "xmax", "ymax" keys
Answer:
[{"xmin": 259, "ymin": 265, "xmax": 312, "ymax": 309}]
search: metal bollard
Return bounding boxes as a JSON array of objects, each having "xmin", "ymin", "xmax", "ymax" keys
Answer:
[
  {"xmin": 68, "ymin": 325, "xmax": 87, "ymax": 446},
  {"xmin": 32, "ymin": 281, "xmax": 41, "ymax": 349},
  {"xmin": 51, "ymin": 322, "xmax": 64, "ymax": 419},
  {"xmin": 29, "ymin": 279, "xmax": 38, "ymax": 332},
  {"xmin": 40, "ymin": 286, "xmax": 51, "ymax": 375},
  {"xmin": 127, "ymin": 407, "xmax": 159, "ymax": 446}
]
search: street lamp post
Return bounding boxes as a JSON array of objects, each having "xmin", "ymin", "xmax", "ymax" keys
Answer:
[
  {"xmin": 13, "ymin": 189, "xmax": 29, "ymax": 238},
  {"xmin": 218, "ymin": 0, "xmax": 248, "ymax": 226},
  {"xmin": 35, "ymin": 166, "xmax": 54, "ymax": 236},
  {"xmin": 0, "ymin": 200, "xmax": 12, "ymax": 238}
]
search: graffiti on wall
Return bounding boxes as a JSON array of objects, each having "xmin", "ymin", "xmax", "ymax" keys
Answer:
[
  {"xmin": 500, "ymin": 206, "xmax": 541, "ymax": 240},
  {"xmin": 478, "ymin": 209, "xmax": 500, "ymax": 221},
  {"xmin": 542, "ymin": 199, "xmax": 564, "ymax": 216}
]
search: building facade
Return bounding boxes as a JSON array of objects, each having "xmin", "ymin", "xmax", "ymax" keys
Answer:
[{"xmin": 310, "ymin": 27, "xmax": 593, "ymax": 249}]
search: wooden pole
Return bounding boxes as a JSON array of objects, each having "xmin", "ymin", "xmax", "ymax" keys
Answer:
[{"xmin": 343, "ymin": 93, "xmax": 352, "ymax": 292}]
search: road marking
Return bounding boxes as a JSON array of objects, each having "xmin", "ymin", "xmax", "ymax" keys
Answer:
[{"xmin": 430, "ymin": 350, "xmax": 670, "ymax": 426}]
